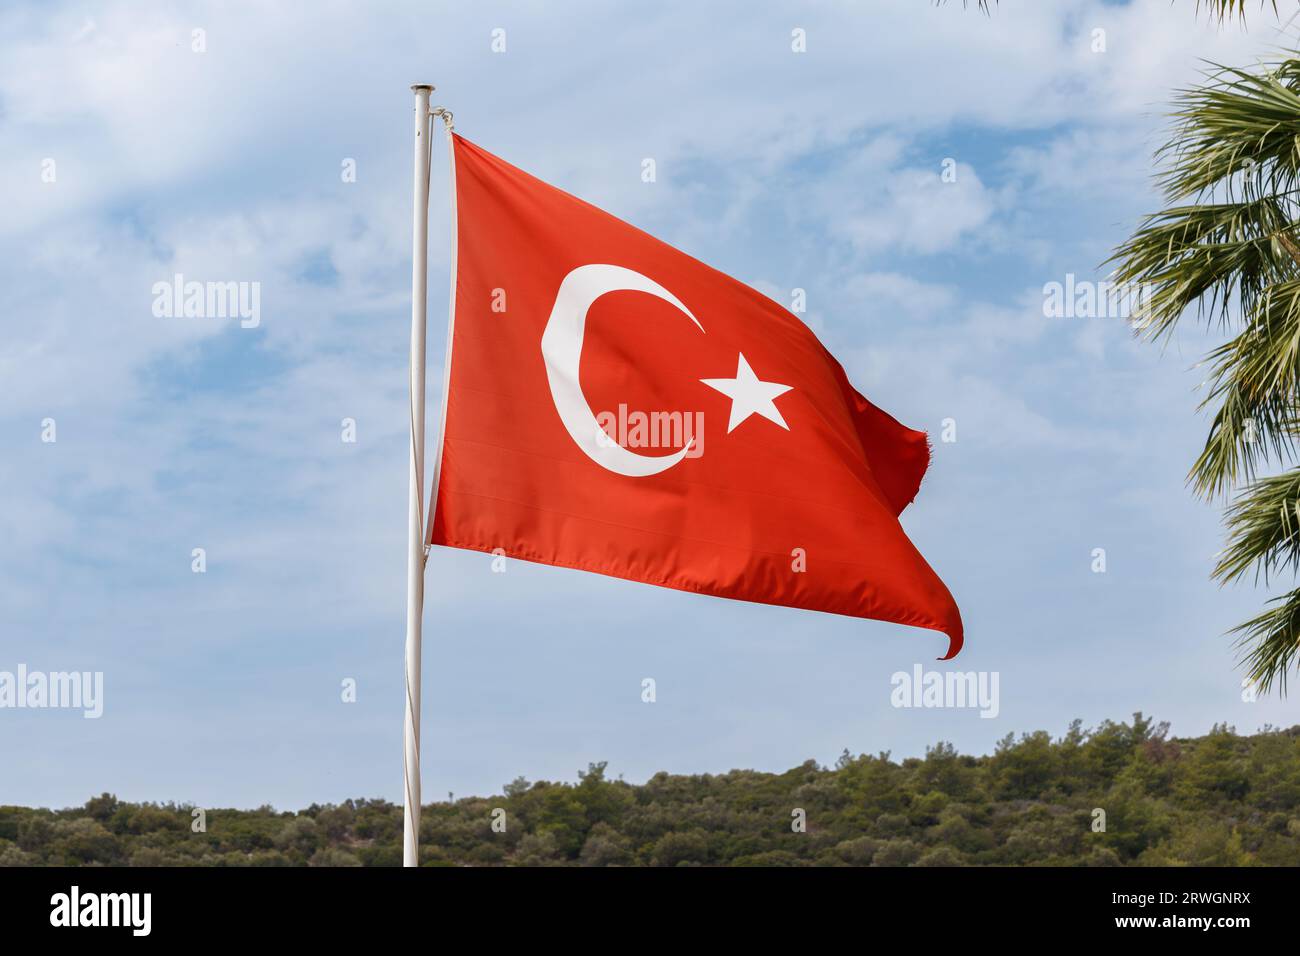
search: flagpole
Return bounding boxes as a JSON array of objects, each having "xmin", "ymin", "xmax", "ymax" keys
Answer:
[{"xmin": 404, "ymin": 82, "xmax": 434, "ymax": 868}]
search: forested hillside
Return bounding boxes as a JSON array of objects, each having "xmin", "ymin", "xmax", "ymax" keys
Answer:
[{"xmin": 3, "ymin": 714, "xmax": 1298, "ymax": 866}]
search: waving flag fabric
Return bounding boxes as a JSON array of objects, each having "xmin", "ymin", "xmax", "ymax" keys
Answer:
[{"xmin": 429, "ymin": 135, "xmax": 963, "ymax": 658}]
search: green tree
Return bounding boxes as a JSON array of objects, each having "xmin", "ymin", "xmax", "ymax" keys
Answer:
[
  {"xmin": 272, "ymin": 817, "xmax": 320, "ymax": 860},
  {"xmin": 651, "ymin": 830, "xmax": 709, "ymax": 867},
  {"xmin": 52, "ymin": 819, "xmax": 120, "ymax": 865},
  {"xmin": 578, "ymin": 822, "xmax": 631, "ymax": 867},
  {"xmin": 991, "ymin": 731, "xmax": 1057, "ymax": 799}
]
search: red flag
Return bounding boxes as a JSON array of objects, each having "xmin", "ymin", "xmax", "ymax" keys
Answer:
[{"xmin": 429, "ymin": 135, "xmax": 963, "ymax": 658}]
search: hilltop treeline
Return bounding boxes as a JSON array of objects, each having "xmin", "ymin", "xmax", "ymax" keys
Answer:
[{"xmin": 3, "ymin": 714, "xmax": 1299, "ymax": 866}]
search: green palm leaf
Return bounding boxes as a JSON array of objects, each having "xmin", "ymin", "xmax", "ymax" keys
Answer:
[
  {"xmin": 937, "ymin": 1, "xmax": 1282, "ymax": 18},
  {"xmin": 1111, "ymin": 58, "xmax": 1300, "ymax": 692}
]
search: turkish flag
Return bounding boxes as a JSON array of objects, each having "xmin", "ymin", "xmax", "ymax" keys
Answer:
[{"xmin": 429, "ymin": 135, "xmax": 963, "ymax": 658}]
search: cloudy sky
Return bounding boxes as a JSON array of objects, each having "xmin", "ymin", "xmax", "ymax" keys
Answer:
[{"xmin": 3, "ymin": 0, "xmax": 1298, "ymax": 811}]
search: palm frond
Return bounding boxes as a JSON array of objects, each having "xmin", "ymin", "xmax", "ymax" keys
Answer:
[
  {"xmin": 933, "ymin": 0, "xmax": 993, "ymax": 12},
  {"xmin": 1190, "ymin": 278, "xmax": 1300, "ymax": 494},
  {"xmin": 1107, "ymin": 199, "xmax": 1296, "ymax": 345},
  {"xmin": 936, "ymin": 1, "xmax": 1284, "ymax": 19},
  {"xmin": 1159, "ymin": 62, "xmax": 1300, "ymax": 201},
  {"xmin": 1112, "ymin": 55, "xmax": 1300, "ymax": 693},
  {"xmin": 1197, "ymin": 0, "xmax": 1281, "ymax": 22},
  {"xmin": 1230, "ymin": 589, "xmax": 1300, "ymax": 694},
  {"xmin": 1215, "ymin": 469, "xmax": 1300, "ymax": 583}
]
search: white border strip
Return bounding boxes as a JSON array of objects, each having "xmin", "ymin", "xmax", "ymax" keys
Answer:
[{"xmin": 425, "ymin": 130, "xmax": 459, "ymax": 547}]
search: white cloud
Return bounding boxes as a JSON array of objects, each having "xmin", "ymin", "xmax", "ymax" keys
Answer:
[{"xmin": 836, "ymin": 161, "xmax": 996, "ymax": 254}]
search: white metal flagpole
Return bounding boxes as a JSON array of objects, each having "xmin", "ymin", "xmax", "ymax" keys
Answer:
[{"xmin": 403, "ymin": 82, "xmax": 434, "ymax": 868}]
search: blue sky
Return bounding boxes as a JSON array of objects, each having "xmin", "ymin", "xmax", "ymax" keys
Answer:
[{"xmin": 3, "ymin": 0, "xmax": 1298, "ymax": 810}]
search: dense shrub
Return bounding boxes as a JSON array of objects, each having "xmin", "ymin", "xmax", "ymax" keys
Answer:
[{"xmin": 4, "ymin": 715, "xmax": 1298, "ymax": 866}]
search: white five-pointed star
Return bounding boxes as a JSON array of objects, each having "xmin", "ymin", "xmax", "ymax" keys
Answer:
[{"xmin": 701, "ymin": 352, "xmax": 793, "ymax": 433}]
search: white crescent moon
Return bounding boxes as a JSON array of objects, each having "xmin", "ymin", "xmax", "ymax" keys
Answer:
[{"xmin": 541, "ymin": 264, "xmax": 704, "ymax": 477}]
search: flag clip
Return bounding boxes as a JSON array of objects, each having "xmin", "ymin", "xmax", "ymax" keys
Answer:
[{"xmin": 431, "ymin": 106, "xmax": 454, "ymax": 133}]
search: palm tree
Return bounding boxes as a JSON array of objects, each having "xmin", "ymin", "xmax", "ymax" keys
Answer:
[
  {"xmin": 941, "ymin": 1, "xmax": 1281, "ymax": 18},
  {"xmin": 1109, "ymin": 60, "xmax": 1300, "ymax": 692},
  {"xmin": 942, "ymin": 1, "xmax": 1294, "ymax": 688}
]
